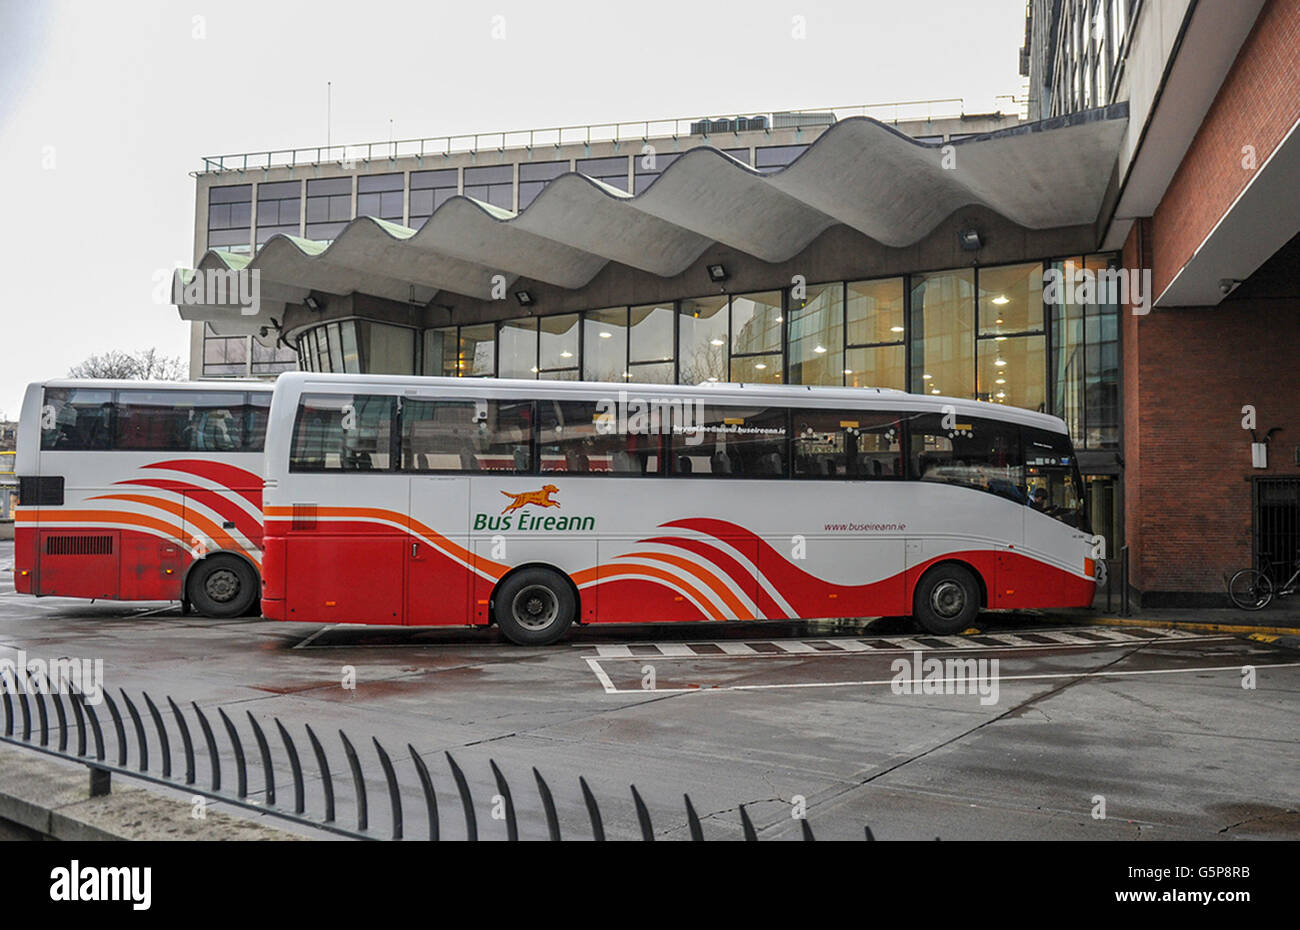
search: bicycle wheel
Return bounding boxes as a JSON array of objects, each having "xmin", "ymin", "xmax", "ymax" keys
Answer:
[{"xmin": 1228, "ymin": 569, "xmax": 1273, "ymax": 610}]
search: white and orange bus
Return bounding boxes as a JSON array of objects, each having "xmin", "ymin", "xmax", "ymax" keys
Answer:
[
  {"xmin": 260, "ymin": 372, "xmax": 1097, "ymax": 644},
  {"xmin": 14, "ymin": 380, "xmax": 270, "ymax": 618}
]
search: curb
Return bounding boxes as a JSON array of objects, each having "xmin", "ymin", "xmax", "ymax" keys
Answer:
[
  {"xmin": 0, "ymin": 743, "xmax": 304, "ymax": 841},
  {"xmin": 1247, "ymin": 632, "xmax": 1300, "ymax": 652},
  {"xmin": 1076, "ymin": 615, "xmax": 1300, "ymax": 636}
]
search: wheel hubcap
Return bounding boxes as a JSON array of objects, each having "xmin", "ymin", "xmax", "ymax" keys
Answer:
[
  {"xmin": 930, "ymin": 580, "xmax": 967, "ymax": 619},
  {"xmin": 512, "ymin": 585, "xmax": 559, "ymax": 631},
  {"xmin": 205, "ymin": 569, "xmax": 240, "ymax": 603}
]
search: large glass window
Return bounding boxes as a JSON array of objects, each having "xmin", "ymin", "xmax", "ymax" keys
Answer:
[
  {"xmin": 256, "ymin": 180, "xmax": 301, "ymax": 245},
  {"xmin": 1024, "ymin": 426, "xmax": 1087, "ymax": 529},
  {"xmin": 978, "ymin": 262, "xmax": 1046, "ymax": 411},
  {"xmin": 40, "ymin": 388, "xmax": 115, "ymax": 451},
  {"xmin": 463, "ymin": 165, "xmax": 513, "ymax": 210},
  {"xmin": 519, "ymin": 160, "xmax": 569, "ymax": 209},
  {"xmin": 539, "ymin": 314, "xmax": 580, "ymax": 378},
  {"xmin": 357, "ymin": 173, "xmax": 404, "ymax": 223},
  {"xmin": 844, "ymin": 278, "xmax": 906, "ymax": 390},
  {"xmin": 789, "ymin": 283, "xmax": 842, "ymax": 386},
  {"xmin": 628, "ymin": 303, "xmax": 674, "ymax": 383},
  {"xmin": 678, "ymin": 296, "xmax": 728, "ymax": 384},
  {"xmin": 583, "ymin": 308, "xmax": 629, "ymax": 382},
  {"xmin": 754, "ymin": 145, "xmax": 808, "ymax": 174},
  {"xmin": 204, "ymin": 324, "xmax": 249, "ymax": 377},
  {"xmin": 289, "ymin": 394, "xmax": 396, "ymax": 472},
  {"xmin": 908, "ymin": 413, "xmax": 1024, "ymax": 503},
  {"xmin": 423, "ymin": 327, "xmax": 458, "ymax": 377},
  {"xmin": 910, "ymin": 269, "xmax": 974, "ymax": 398},
  {"xmin": 305, "ymin": 177, "xmax": 352, "ymax": 241},
  {"xmin": 114, "ymin": 390, "xmax": 264, "ymax": 452},
  {"xmin": 208, "ymin": 184, "xmax": 252, "ymax": 250},
  {"xmin": 632, "ymin": 152, "xmax": 681, "ymax": 194},
  {"xmin": 670, "ymin": 406, "xmax": 788, "ymax": 477},
  {"xmin": 459, "ymin": 323, "xmax": 496, "ymax": 377},
  {"xmin": 1051, "ymin": 255, "xmax": 1119, "ymax": 448},
  {"xmin": 576, "ymin": 156, "xmax": 629, "ymax": 192},
  {"xmin": 409, "ymin": 169, "xmax": 458, "ymax": 227},
  {"xmin": 401, "ymin": 399, "xmax": 531, "ymax": 472},
  {"xmin": 539, "ymin": 399, "xmax": 662, "ymax": 475},
  {"xmin": 361, "ymin": 322, "xmax": 416, "ymax": 375},
  {"xmin": 792, "ymin": 409, "xmax": 902, "ymax": 478},
  {"xmin": 499, "ymin": 317, "xmax": 539, "ymax": 378}
]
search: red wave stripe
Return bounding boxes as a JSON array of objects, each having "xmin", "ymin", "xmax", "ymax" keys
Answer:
[
  {"xmin": 114, "ymin": 478, "xmax": 263, "ymax": 546},
  {"xmin": 637, "ymin": 535, "xmax": 778, "ymax": 618},
  {"xmin": 143, "ymin": 459, "xmax": 262, "ymax": 507},
  {"xmin": 661, "ymin": 517, "xmax": 909, "ymax": 617}
]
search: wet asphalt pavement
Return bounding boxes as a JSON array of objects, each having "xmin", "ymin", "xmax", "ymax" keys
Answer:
[{"xmin": 1, "ymin": 540, "xmax": 1297, "ymax": 841}]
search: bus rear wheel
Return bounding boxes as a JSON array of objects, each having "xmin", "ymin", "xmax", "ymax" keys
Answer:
[
  {"xmin": 493, "ymin": 568, "xmax": 576, "ymax": 646},
  {"xmin": 188, "ymin": 555, "xmax": 260, "ymax": 619},
  {"xmin": 913, "ymin": 564, "xmax": 981, "ymax": 635}
]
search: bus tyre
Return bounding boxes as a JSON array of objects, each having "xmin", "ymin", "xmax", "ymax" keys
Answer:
[
  {"xmin": 494, "ymin": 568, "xmax": 576, "ymax": 646},
  {"xmin": 188, "ymin": 556, "xmax": 260, "ymax": 619},
  {"xmin": 913, "ymin": 564, "xmax": 981, "ymax": 635}
]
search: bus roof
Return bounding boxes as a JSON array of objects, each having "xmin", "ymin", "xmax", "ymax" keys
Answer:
[
  {"xmin": 32, "ymin": 378, "xmax": 273, "ymax": 392},
  {"xmin": 275, "ymin": 371, "xmax": 1071, "ymax": 435}
]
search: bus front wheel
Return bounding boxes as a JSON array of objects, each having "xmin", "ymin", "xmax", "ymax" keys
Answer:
[
  {"xmin": 912, "ymin": 564, "xmax": 981, "ymax": 635},
  {"xmin": 187, "ymin": 555, "xmax": 260, "ymax": 619},
  {"xmin": 493, "ymin": 568, "xmax": 576, "ymax": 646}
]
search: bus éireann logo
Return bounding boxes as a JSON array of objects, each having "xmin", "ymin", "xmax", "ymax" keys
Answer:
[{"xmin": 500, "ymin": 485, "xmax": 561, "ymax": 515}]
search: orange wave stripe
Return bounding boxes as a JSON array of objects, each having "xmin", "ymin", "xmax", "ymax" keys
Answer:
[
  {"xmin": 91, "ymin": 493, "xmax": 242, "ymax": 553},
  {"xmin": 617, "ymin": 550, "xmax": 755, "ymax": 620},
  {"xmin": 591, "ymin": 564, "xmax": 725, "ymax": 621},
  {"xmin": 23, "ymin": 509, "xmax": 186, "ymax": 542},
  {"xmin": 263, "ymin": 505, "xmax": 506, "ymax": 581}
]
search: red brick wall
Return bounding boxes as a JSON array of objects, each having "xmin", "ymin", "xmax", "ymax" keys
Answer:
[
  {"xmin": 1121, "ymin": 220, "xmax": 1145, "ymax": 590},
  {"xmin": 1126, "ymin": 292, "xmax": 1300, "ymax": 597},
  {"xmin": 1153, "ymin": 0, "xmax": 1300, "ymax": 298}
]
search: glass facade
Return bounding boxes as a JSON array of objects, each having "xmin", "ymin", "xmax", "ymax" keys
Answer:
[
  {"xmin": 463, "ymin": 165, "xmax": 513, "ymax": 210},
  {"xmin": 255, "ymin": 180, "xmax": 301, "ymax": 245},
  {"xmin": 287, "ymin": 254, "xmax": 1121, "ymax": 453},
  {"xmin": 208, "ymin": 184, "xmax": 252, "ymax": 251},
  {"xmin": 356, "ymin": 173, "xmax": 404, "ymax": 222},
  {"xmin": 409, "ymin": 169, "xmax": 458, "ymax": 227}
]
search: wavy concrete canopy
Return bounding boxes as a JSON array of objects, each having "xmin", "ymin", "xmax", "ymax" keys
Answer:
[{"xmin": 177, "ymin": 104, "xmax": 1128, "ymax": 338}]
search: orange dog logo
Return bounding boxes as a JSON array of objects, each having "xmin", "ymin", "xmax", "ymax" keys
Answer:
[{"xmin": 500, "ymin": 485, "xmax": 561, "ymax": 515}]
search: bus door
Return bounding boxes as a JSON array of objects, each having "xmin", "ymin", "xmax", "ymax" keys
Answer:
[{"xmin": 407, "ymin": 476, "xmax": 471, "ymax": 626}]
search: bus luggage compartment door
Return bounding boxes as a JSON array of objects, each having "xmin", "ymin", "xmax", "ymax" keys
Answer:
[{"xmin": 35, "ymin": 529, "xmax": 120, "ymax": 599}]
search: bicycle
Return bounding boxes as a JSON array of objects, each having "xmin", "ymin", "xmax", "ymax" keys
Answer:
[{"xmin": 1227, "ymin": 552, "xmax": 1300, "ymax": 610}]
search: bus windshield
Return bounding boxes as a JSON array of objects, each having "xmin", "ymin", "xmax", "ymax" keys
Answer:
[{"xmin": 1023, "ymin": 426, "xmax": 1088, "ymax": 531}]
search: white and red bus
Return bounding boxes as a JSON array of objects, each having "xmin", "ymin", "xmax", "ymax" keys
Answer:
[
  {"xmin": 261, "ymin": 372, "xmax": 1097, "ymax": 644},
  {"xmin": 14, "ymin": 379, "xmax": 270, "ymax": 618}
]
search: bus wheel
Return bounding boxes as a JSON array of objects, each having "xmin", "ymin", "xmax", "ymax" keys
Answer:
[
  {"xmin": 493, "ymin": 568, "xmax": 576, "ymax": 646},
  {"xmin": 188, "ymin": 556, "xmax": 259, "ymax": 619},
  {"xmin": 913, "ymin": 564, "xmax": 981, "ymax": 635}
]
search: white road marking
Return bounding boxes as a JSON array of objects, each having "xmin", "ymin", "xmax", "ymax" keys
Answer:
[
  {"xmin": 773, "ymin": 641, "xmax": 818, "ymax": 654},
  {"xmin": 584, "ymin": 657, "xmax": 618, "ymax": 694},
  {"xmin": 595, "ymin": 644, "xmax": 634, "ymax": 658},
  {"xmin": 589, "ymin": 660, "xmax": 1300, "ymax": 694},
  {"xmin": 655, "ymin": 643, "xmax": 697, "ymax": 657},
  {"xmin": 292, "ymin": 625, "xmax": 338, "ymax": 650},
  {"xmin": 880, "ymin": 638, "xmax": 928, "ymax": 650},
  {"xmin": 717, "ymin": 642, "xmax": 758, "ymax": 655},
  {"xmin": 828, "ymin": 639, "xmax": 873, "ymax": 652}
]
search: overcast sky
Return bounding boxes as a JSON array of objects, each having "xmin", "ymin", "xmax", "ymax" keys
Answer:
[{"xmin": 0, "ymin": 0, "xmax": 1028, "ymax": 418}]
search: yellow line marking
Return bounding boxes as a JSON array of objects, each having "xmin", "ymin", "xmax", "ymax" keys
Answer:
[{"xmin": 1085, "ymin": 616, "xmax": 1300, "ymax": 636}]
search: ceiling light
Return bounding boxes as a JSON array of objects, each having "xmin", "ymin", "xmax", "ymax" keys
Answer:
[
  {"xmin": 843, "ymin": 368, "xmax": 852, "ymax": 375},
  {"xmin": 922, "ymin": 373, "xmax": 932, "ymax": 380},
  {"xmin": 755, "ymin": 363, "xmax": 767, "ymax": 370},
  {"xmin": 890, "ymin": 325, "xmax": 904, "ymax": 333},
  {"xmin": 995, "ymin": 377, "xmax": 1006, "ymax": 385},
  {"xmin": 930, "ymin": 388, "xmax": 940, "ymax": 394},
  {"xmin": 995, "ymin": 358, "xmax": 1007, "ymax": 367},
  {"xmin": 994, "ymin": 335, "xmax": 1007, "ymax": 341},
  {"xmin": 560, "ymin": 350, "xmax": 573, "ymax": 358},
  {"xmin": 992, "ymin": 295, "xmax": 1009, "ymax": 305},
  {"xmin": 599, "ymin": 331, "xmax": 612, "ymax": 339},
  {"xmin": 995, "ymin": 318, "xmax": 1004, "ymax": 325},
  {"xmin": 814, "ymin": 345, "xmax": 827, "ymax": 354},
  {"xmin": 710, "ymin": 338, "xmax": 725, "ymax": 346}
]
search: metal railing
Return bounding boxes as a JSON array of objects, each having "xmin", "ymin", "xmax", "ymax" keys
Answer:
[
  {"xmin": 0, "ymin": 677, "xmax": 900, "ymax": 841},
  {"xmin": 198, "ymin": 96, "xmax": 1026, "ymax": 174}
]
